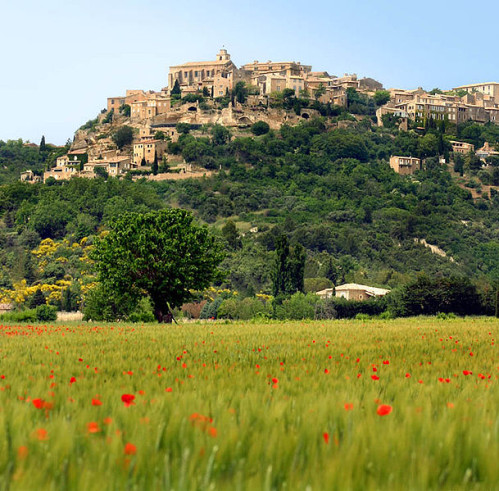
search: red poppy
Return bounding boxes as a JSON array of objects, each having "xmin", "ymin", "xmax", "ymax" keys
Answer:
[
  {"xmin": 383, "ymin": 360, "xmax": 390, "ymax": 365},
  {"xmin": 405, "ymin": 373, "xmax": 411, "ymax": 378},
  {"xmin": 17, "ymin": 446, "xmax": 28, "ymax": 459},
  {"xmin": 371, "ymin": 375, "xmax": 379, "ymax": 380},
  {"xmin": 377, "ymin": 404, "xmax": 393, "ymax": 416},
  {"xmin": 344, "ymin": 403, "xmax": 354, "ymax": 411},
  {"xmin": 32, "ymin": 399, "xmax": 44, "ymax": 409},
  {"xmin": 124, "ymin": 443, "xmax": 136, "ymax": 455},
  {"xmin": 165, "ymin": 387, "xmax": 173, "ymax": 392},
  {"xmin": 87, "ymin": 422, "xmax": 100, "ymax": 433},
  {"xmin": 324, "ymin": 369, "xmax": 329, "ymax": 374},
  {"xmin": 463, "ymin": 370, "xmax": 472, "ymax": 376},
  {"xmin": 69, "ymin": 377, "xmax": 76, "ymax": 385},
  {"xmin": 272, "ymin": 377, "xmax": 278, "ymax": 384},
  {"xmin": 36, "ymin": 428, "xmax": 48, "ymax": 441},
  {"xmin": 121, "ymin": 394, "xmax": 135, "ymax": 407},
  {"xmin": 323, "ymin": 432, "xmax": 329, "ymax": 444},
  {"xmin": 92, "ymin": 398, "xmax": 102, "ymax": 406}
]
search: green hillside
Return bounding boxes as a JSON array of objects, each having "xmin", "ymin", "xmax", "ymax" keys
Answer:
[{"xmin": 1, "ymin": 115, "xmax": 499, "ymax": 317}]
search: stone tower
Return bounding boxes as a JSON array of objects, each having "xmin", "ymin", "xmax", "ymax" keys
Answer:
[{"xmin": 217, "ymin": 48, "xmax": 230, "ymax": 62}]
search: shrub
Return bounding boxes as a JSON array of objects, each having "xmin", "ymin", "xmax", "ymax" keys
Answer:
[
  {"xmin": 218, "ymin": 297, "xmax": 272, "ymax": 320},
  {"xmin": 251, "ymin": 121, "xmax": 270, "ymax": 136},
  {"xmin": 0, "ymin": 310, "xmax": 37, "ymax": 323},
  {"xmin": 128, "ymin": 297, "xmax": 155, "ymax": 323},
  {"xmin": 274, "ymin": 292, "xmax": 319, "ymax": 320},
  {"xmin": 35, "ymin": 304, "xmax": 57, "ymax": 322},
  {"xmin": 200, "ymin": 297, "xmax": 224, "ymax": 319}
]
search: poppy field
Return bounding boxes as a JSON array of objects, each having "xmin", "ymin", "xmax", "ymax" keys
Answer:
[{"xmin": 0, "ymin": 317, "xmax": 497, "ymax": 490}]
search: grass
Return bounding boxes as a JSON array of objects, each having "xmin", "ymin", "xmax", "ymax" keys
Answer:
[{"xmin": 0, "ymin": 317, "xmax": 497, "ymax": 490}]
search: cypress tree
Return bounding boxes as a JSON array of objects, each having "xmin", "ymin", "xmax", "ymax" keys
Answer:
[
  {"xmin": 152, "ymin": 153, "xmax": 159, "ymax": 175},
  {"xmin": 272, "ymin": 235, "xmax": 291, "ymax": 297},
  {"xmin": 171, "ymin": 80, "xmax": 181, "ymax": 99},
  {"xmin": 39, "ymin": 135, "xmax": 46, "ymax": 152}
]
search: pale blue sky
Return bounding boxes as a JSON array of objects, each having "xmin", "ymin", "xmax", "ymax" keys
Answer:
[{"xmin": 1, "ymin": 0, "xmax": 497, "ymax": 145}]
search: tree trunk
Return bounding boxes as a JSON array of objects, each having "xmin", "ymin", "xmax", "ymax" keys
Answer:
[{"xmin": 152, "ymin": 298, "xmax": 172, "ymax": 323}]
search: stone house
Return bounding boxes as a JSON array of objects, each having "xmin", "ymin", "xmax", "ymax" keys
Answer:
[
  {"xmin": 453, "ymin": 82, "xmax": 499, "ymax": 104},
  {"xmin": 133, "ymin": 139, "xmax": 167, "ymax": 166},
  {"xmin": 335, "ymin": 284, "xmax": 390, "ymax": 301},
  {"xmin": 450, "ymin": 141, "xmax": 474, "ymax": 154},
  {"xmin": 389, "ymin": 156, "xmax": 421, "ymax": 175},
  {"xmin": 20, "ymin": 170, "xmax": 42, "ymax": 183}
]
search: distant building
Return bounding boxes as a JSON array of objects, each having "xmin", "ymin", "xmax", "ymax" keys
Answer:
[
  {"xmin": 389, "ymin": 156, "xmax": 421, "ymax": 175},
  {"xmin": 20, "ymin": 170, "xmax": 41, "ymax": 183},
  {"xmin": 476, "ymin": 142, "xmax": 499, "ymax": 160},
  {"xmin": 453, "ymin": 82, "xmax": 499, "ymax": 104},
  {"xmin": 335, "ymin": 284, "xmax": 390, "ymax": 301},
  {"xmin": 133, "ymin": 139, "xmax": 167, "ymax": 167},
  {"xmin": 450, "ymin": 141, "xmax": 474, "ymax": 154},
  {"xmin": 316, "ymin": 288, "xmax": 335, "ymax": 299},
  {"xmin": 82, "ymin": 156, "xmax": 132, "ymax": 178},
  {"xmin": 168, "ymin": 49, "xmax": 239, "ymax": 94},
  {"xmin": 0, "ymin": 303, "xmax": 13, "ymax": 313}
]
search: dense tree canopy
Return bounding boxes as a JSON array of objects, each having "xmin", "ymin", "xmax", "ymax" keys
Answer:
[{"xmin": 91, "ymin": 209, "xmax": 224, "ymax": 322}]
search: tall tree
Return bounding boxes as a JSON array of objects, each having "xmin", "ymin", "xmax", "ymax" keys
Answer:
[
  {"xmin": 272, "ymin": 235, "xmax": 305, "ymax": 297},
  {"xmin": 152, "ymin": 153, "xmax": 159, "ymax": 175},
  {"xmin": 222, "ymin": 220, "xmax": 242, "ymax": 250},
  {"xmin": 39, "ymin": 135, "xmax": 46, "ymax": 152},
  {"xmin": 91, "ymin": 209, "xmax": 224, "ymax": 322},
  {"xmin": 171, "ymin": 80, "xmax": 181, "ymax": 99}
]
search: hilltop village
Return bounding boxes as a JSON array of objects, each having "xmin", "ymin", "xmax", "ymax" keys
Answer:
[{"xmin": 20, "ymin": 49, "xmax": 499, "ymax": 183}]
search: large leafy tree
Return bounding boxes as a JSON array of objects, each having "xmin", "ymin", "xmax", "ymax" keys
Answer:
[
  {"xmin": 92, "ymin": 209, "xmax": 224, "ymax": 322},
  {"xmin": 112, "ymin": 126, "xmax": 134, "ymax": 149}
]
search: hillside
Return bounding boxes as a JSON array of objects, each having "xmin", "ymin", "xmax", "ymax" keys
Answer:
[{"xmin": 2, "ymin": 108, "xmax": 499, "ymax": 317}]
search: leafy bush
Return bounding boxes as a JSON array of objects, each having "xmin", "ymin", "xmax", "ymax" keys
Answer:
[
  {"xmin": 128, "ymin": 297, "xmax": 155, "ymax": 323},
  {"xmin": 35, "ymin": 304, "xmax": 57, "ymax": 322},
  {"xmin": 0, "ymin": 310, "xmax": 37, "ymax": 322},
  {"xmin": 274, "ymin": 292, "xmax": 319, "ymax": 320},
  {"xmin": 112, "ymin": 126, "xmax": 134, "ymax": 149},
  {"xmin": 218, "ymin": 297, "xmax": 272, "ymax": 320},
  {"xmin": 251, "ymin": 121, "xmax": 270, "ymax": 136}
]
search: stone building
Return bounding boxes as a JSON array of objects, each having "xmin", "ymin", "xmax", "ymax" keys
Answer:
[
  {"xmin": 168, "ymin": 49, "xmax": 238, "ymax": 94},
  {"xmin": 453, "ymin": 82, "xmax": 499, "ymax": 104},
  {"xmin": 20, "ymin": 170, "xmax": 42, "ymax": 183},
  {"xmin": 133, "ymin": 139, "xmax": 167, "ymax": 166},
  {"xmin": 335, "ymin": 283, "xmax": 390, "ymax": 301},
  {"xmin": 450, "ymin": 141, "xmax": 474, "ymax": 154},
  {"xmin": 389, "ymin": 156, "xmax": 421, "ymax": 175}
]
